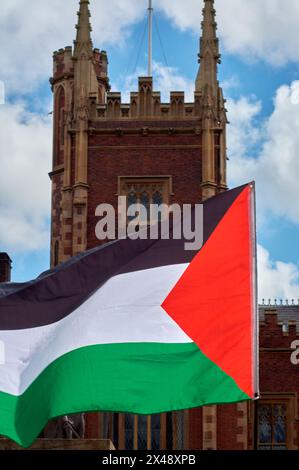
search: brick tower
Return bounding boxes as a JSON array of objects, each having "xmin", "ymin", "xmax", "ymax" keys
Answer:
[{"xmin": 49, "ymin": 0, "xmax": 228, "ymax": 449}]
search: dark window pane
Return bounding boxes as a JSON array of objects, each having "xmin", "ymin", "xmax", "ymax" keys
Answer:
[
  {"xmin": 151, "ymin": 414, "xmax": 161, "ymax": 450},
  {"xmin": 128, "ymin": 191, "xmax": 137, "ymax": 207},
  {"xmin": 140, "ymin": 191, "xmax": 150, "ymax": 222},
  {"xmin": 54, "ymin": 241, "xmax": 59, "ymax": 267},
  {"xmin": 152, "ymin": 191, "xmax": 163, "ymax": 222},
  {"xmin": 166, "ymin": 412, "xmax": 173, "ymax": 450},
  {"xmin": 128, "ymin": 191, "xmax": 137, "ymax": 222},
  {"xmin": 153, "ymin": 191, "xmax": 163, "ymax": 206},
  {"xmin": 124, "ymin": 414, "xmax": 134, "ymax": 450},
  {"xmin": 258, "ymin": 402, "xmax": 288, "ymax": 450},
  {"xmin": 137, "ymin": 415, "xmax": 148, "ymax": 450},
  {"xmin": 214, "ymin": 133, "xmax": 221, "ymax": 146},
  {"xmin": 258, "ymin": 405, "xmax": 272, "ymax": 444},
  {"xmin": 274, "ymin": 404, "xmax": 286, "ymax": 444}
]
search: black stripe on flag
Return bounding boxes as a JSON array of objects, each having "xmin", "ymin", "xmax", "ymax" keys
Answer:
[{"xmin": 0, "ymin": 185, "xmax": 246, "ymax": 330}]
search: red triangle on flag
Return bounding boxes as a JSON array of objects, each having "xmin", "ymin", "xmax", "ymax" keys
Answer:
[{"xmin": 162, "ymin": 186, "xmax": 255, "ymax": 398}]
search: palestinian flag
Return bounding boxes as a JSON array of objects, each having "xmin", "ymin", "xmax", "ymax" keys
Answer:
[{"xmin": 0, "ymin": 183, "xmax": 258, "ymax": 448}]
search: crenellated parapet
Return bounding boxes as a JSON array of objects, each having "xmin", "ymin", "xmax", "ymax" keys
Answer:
[
  {"xmin": 50, "ymin": 47, "xmax": 74, "ymax": 88},
  {"xmin": 259, "ymin": 305, "xmax": 299, "ymax": 348},
  {"xmin": 51, "ymin": 46, "xmax": 108, "ymax": 86},
  {"xmin": 92, "ymin": 49, "xmax": 110, "ymax": 100},
  {"xmin": 94, "ymin": 76, "xmax": 225, "ymax": 121}
]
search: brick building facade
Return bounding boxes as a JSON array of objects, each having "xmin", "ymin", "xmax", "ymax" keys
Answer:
[
  {"xmin": 48, "ymin": 0, "xmax": 299, "ymax": 450},
  {"xmin": 187, "ymin": 303, "xmax": 299, "ymax": 450},
  {"xmin": 49, "ymin": 0, "xmax": 227, "ymax": 268}
]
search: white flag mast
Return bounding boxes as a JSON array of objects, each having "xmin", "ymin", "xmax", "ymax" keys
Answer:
[{"xmin": 148, "ymin": 0, "xmax": 153, "ymax": 76}]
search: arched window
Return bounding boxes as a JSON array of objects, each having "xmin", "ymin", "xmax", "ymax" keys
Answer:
[
  {"xmin": 153, "ymin": 190, "xmax": 163, "ymax": 222},
  {"xmin": 119, "ymin": 177, "xmax": 171, "ymax": 226},
  {"xmin": 127, "ymin": 189, "xmax": 137, "ymax": 222},
  {"xmin": 153, "ymin": 190, "xmax": 163, "ymax": 207},
  {"xmin": 54, "ymin": 86, "xmax": 65, "ymax": 166},
  {"xmin": 101, "ymin": 411, "xmax": 186, "ymax": 450},
  {"xmin": 257, "ymin": 400, "xmax": 290, "ymax": 449},
  {"xmin": 54, "ymin": 240, "xmax": 59, "ymax": 267},
  {"xmin": 140, "ymin": 191, "xmax": 150, "ymax": 222}
]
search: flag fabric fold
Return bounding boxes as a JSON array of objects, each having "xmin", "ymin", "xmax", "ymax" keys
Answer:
[{"xmin": 0, "ymin": 183, "xmax": 258, "ymax": 447}]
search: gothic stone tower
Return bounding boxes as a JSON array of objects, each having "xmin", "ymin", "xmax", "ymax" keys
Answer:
[{"xmin": 49, "ymin": 0, "xmax": 228, "ymax": 449}]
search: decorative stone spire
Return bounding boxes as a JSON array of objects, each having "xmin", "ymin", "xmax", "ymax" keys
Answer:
[
  {"xmin": 73, "ymin": 0, "xmax": 93, "ymax": 58},
  {"xmin": 73, "ymin": 0, "xmax": 98, "ymax": 109},
  {"xmin": 72, "ymin": 0, "xmax": 97, "ymax": 251},
  {"xmin": 195, "ymin": 0, "xmax": 221, "ymax": 95}
]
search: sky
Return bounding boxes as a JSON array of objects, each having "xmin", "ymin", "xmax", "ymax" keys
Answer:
[{"xmin": 0, "ymin": 0, "xmax": 299, "ymax": 303}]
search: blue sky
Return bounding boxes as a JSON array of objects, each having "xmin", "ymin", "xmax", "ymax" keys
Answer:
[{"xmin": 0, "ymin": 0, "xmax": 299, "ymax": 301}]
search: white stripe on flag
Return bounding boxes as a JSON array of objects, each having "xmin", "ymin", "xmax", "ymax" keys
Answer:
[{"xmin": 0, "ymin": 264, "xmax": 191, "ymax": 396}]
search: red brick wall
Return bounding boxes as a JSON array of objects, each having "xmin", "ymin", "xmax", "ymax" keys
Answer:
[
  {"xmin": 188, "ymin": 408, "xmax": 203, "ymax": 449},
  {"xmin": 216, "ymin": 404, "xmax": 240, "ymax": 450},
  {"xmin": 86, "ymin": 131, "xmax": 202, "ymax": 248},
  {"xmin": 187, "ymin": 310, "xmax": 299, "ymax": 450},
  {"xmin": 50, "ymin": 172, "xmax": 63, "ymax": 266},
  {"xmin": 51, "ymin": 173, "xmax": 63, "ymax": 239},
  {"xmin": 259, "ymin": 312, "xmax": 299, "ymax": 449}
]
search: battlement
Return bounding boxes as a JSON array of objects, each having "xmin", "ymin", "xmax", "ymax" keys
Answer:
[
  {"xmin": 96, "ymin": 77, "xmax": 207, "ymax": 120},
  {"xmin": 51, "ymin": 47, "xmax": 108, "ymax": 88},
  {"xmin": 51, "ymin": 46, "xmax": 74, "ymax": 85},
  {"xmin": 91, "ymin": 49, "xmax": 109, "ymax": 84},
  {"xmin": 259, "ymin": 304, "xmax": 299, "ymax": 345}
]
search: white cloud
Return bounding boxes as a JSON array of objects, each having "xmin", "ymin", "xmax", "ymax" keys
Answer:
[
  {"xmin": 217, "ymin": 0, "xmax": 299, "ymax": 66},
  {"xmin": 0, "ymin": 0, "xmax": 147, "ymax": 94},
  {"xmin": 0, "ymin": 0, "xmax": 298, "ymax": 297},
  {"xmin": 153, "ymin": 62, "xmax": 195, "ymax": 102},
  {"xmin": 3, "ymin": 0, "xmax": 299, "ymax": 96},
  {"xmin": 226, "ymin": 95, "xmax": 262, "ymax": 162},
  {"xmin": 257, "ymin": 244, "xmax": 299, "ymax": 302},
  {"xmin": 0, "ymin": 102, "xmax": 52, "ymax": 251},
  {"xmin": 220, "ymin": 75, "xmax": 241, "ymax": 94},
  {"xmin": 156, "ymin": 0, "xmax": 299, "ymax": 66},
  {"xmin": 228, "ymin": 81, "xmax": 299, "ymax": 225},
  {"xmin": 226, "ymin": 82, "xmax": 299, "ymax": 299}
]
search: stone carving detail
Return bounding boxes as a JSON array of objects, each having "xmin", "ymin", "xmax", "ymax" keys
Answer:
[{"xmin": 44, "ymin": 414, "xmax": 85, "ymax": 439}]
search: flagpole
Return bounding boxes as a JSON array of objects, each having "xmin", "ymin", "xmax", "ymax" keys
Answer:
[{"xmin": 148, "ymin": 0, "xmax": 153, "ymax": 77}]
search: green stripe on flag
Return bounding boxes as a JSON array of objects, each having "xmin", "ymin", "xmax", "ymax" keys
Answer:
[{"xmin": 0, "ymin": 342, "xmax": 249, "ymax": 448}]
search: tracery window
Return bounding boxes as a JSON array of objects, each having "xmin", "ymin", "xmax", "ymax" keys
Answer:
[
  {"xmin": 100, "ymin": 411, "xmax": 186, "ymax": 450},
  {"xmin": 118, "ymin": 176, "xmax": 172, "ymax": 224},
  {"xmin": 257, "ymin": 401, "xmax": 289, "ymax": 450}
]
